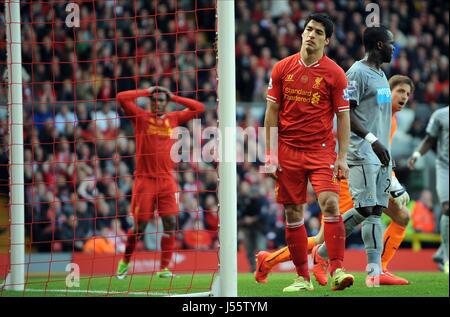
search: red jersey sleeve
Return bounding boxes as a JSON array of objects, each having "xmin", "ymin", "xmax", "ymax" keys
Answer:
[
  {"xmin": 116, "ymin": 89, "xmax": 149, "ymax": 117},
  {"xmin": 266, "ymin": 62, "xmax": 282, "ymax": 104},
  {"xmin": 170, "ymin": 95, "xmax": 205, "ymax": 125},
  {"xmin": 332, "ymin": 68, "xmax": 350, "ymax": 113}
]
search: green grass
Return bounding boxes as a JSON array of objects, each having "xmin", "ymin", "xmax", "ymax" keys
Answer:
[
  {"xmin": 239, "ymin": 272, "xmax": 449, "ymax": 297},
  {"xmin": 1, "ymin": 272, "xmax": 448, "ymax": 297}
]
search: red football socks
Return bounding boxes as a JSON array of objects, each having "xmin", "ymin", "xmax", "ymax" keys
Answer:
[
  {"xmin": 323, "ymin": 215, "xmax": 345, "ymax": 275},
  {"xmin": 160, "ymin": 233, "xmax": 175, "ymax": 269},
  {"xmin": 123, "ymin": 229, "xmax": 137, "ymax": 264},
  {"xmin": 286, "ymin": 222, "xmax": 310, "ymax": 281}
]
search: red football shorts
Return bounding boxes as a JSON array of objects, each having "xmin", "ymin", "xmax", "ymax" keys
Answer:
[
  {"xmin": 275, "ymin": 142, "xmax": 339, "ymax": 205},
  {"xmin": 130, "ymin": 176, "xmax": 179, "ymax": 223}
]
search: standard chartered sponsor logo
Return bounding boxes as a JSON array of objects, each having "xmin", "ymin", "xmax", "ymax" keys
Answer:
[{"xmin": 284, "ymin": 87, "xmax": 311, "ymax": 96}]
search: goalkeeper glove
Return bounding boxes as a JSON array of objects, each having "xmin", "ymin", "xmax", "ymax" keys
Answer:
[{"xmin": 389, "ymin": 176, "xmax": 410, "ymax": 209}]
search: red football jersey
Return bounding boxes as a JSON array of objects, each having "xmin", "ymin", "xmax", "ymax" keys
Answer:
[
  {"xmin": 267, "ymin": 53, "xmax": 349, "ymax": 151},
  {"xmin": 117, "ymin": 90, "xmax": 204, "ymax": 178}
]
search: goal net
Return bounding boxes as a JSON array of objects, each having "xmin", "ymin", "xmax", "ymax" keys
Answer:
[{"xmin": 0, "ymin": 0, "xmax": 236, "ymax": 297}]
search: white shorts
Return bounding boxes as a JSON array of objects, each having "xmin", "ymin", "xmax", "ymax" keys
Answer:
[
  {"xmin": 436, "ymin": 164, "xmax": 449, "ymax": 204},
  {"xmin": 348, "ymin": 164, "xmax": 392, "ymax": 208}
]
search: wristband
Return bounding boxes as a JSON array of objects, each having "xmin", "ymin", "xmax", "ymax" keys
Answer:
[
  {"xmin": 412, "ymin": 151, "xmax": 422, "ymax": 160},
  {"xmin": 364, "ymin": 132, "xmax": 378, "ymax": 144}
]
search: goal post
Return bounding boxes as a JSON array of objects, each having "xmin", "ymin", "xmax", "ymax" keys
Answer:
[
  {"xmin": 217, "ymin": 0, "xmax": 237, "ymax": 297},
  {"xmin": 5, "ymin": 0, "xmax": 25, "ymax": 291},
  {"xmin": 2, "ymin": 0, "xmax": 238, "ymax": 297}
]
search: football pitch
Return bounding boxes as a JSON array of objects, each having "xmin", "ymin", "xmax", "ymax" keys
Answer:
[{"xmin": 1, "ymin": 272, "xmax": 448, "ymax": 297}]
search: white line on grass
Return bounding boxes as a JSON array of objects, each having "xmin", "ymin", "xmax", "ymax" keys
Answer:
[
  {"xmin": 22, "ymin": 288, "xmax": 212, "ymax": 297},
  {"xmin": 23, "ymin": 288, "xmax": 172, "ymax": 296}
]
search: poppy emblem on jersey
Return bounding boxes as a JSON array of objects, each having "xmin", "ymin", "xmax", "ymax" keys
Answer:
[
  {"xmin": 313, "ymin": 77, "xmax": 323, "ymax": 89},
  {"xmin": 301, "ymin": 75, "xmax": 308, "ymax": 83},
  {"xmin": 285, "ymin": 74, "xmax": 294, "ymax": 82}
]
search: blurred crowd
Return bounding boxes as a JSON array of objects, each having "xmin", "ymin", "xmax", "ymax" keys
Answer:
[
  {"xmin": 0, "ymin": 0, "xmax": 448, "ymax": 271},
  {"xmin": 235, "ymin": 0, "xmax": 449, "ymax": 106},
  {"xmin": 0, "ymin": 0, "xmax": 219, "ymax": 254}
]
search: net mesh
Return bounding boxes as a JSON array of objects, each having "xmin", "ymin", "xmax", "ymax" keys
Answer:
[{"xmin": 0, "ymin": 0, "xmax": 218, "ymax": 296}]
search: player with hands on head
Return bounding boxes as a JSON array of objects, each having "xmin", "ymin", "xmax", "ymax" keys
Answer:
[{"xmin": 115, "ymin": 85, "xmax": 205, "ymax": 279}]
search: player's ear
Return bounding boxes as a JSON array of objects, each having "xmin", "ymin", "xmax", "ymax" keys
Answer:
[
  {"xmin": 377, "ymin": 41, "xmax": 383, "ymax": 50},
  {"xmin": 324, "ymin": 37, "xmax": 330, "ymax": 46}
]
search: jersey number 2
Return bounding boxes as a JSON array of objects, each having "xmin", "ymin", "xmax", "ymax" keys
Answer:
[{"xmin": 384, "ymin": 178, "xmax": 391, "ymax": 193}]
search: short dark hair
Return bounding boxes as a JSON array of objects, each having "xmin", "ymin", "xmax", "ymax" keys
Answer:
[
  {"xmin": 363, "ymin": 26, "xmax": 391, "ymax": 51},
  {"xmin": 389, "ymin": 75, "xmax": 415, "ymax": 94},
  {"xmin": 304, "ymin": 13, "xmax": 334, "ymax": 39}
]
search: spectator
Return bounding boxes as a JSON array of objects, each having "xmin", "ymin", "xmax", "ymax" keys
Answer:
[
  {"xmin": 83, "ymin": 227, "xmax": 116, "ymax": 255},
  {"xmin": 58, "ymin": 214, "xmax": 85, "ymax": 252},
  {"xmin": 55, "ymin": 105, "xmax": 77, "ymax": 134},
  {"xmin": 31, "ymin": 184, "xmax": 57, "ymax": 252},
  {"xmin": 92, "ymin": 103, "xmax": 120, "ymax": 133},
  {"xmin": 237, "ymin": 181, "xmax": 269, "ymax": 272},
  {"xmin": 410, "ymin": 190, "xmax": 436, "ymax": 233},
  {"xmin": 33, "ymin": 104, "xmax": 53, "ymax": 132}
]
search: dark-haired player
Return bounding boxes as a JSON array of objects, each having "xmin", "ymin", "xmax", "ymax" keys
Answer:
[
  {"xmin": 116, "ymin": 86, "xmax": 204, "ymax": 279},
  {"xmin": 264, "ymin": 13, "xmax": 354, "ymax": 292},
  {"xmin": 316, "ymin": 25, "xmax": 395, "ymax": 287}
]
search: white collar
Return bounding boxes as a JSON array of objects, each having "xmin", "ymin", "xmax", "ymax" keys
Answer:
[{"xmin": 299, "ymin": 57, "xmax": 321, "ymax": 68}]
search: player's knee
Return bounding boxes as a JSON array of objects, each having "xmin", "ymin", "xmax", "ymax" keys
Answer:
[
  {"xmin": 321, "ymin": 196, "xmax": 339, "ymax": 216},
  {"xmin": 394, "ymin": 209, "xmax": 410, "ymax": 227},
  {"xmin": 372, "ymin": 205, "xmax": 383, "ymax": 217},
  {"xmin": 442, "ymin": 202, "xmax": 449, "ymax": 216},
  {"xmin": 284, "ymin": 204, "xmax": 304, "ymax": 223},
  {"xmin": 137, "ymin": 221, "xmax": 146, "ymax": 234},
  {"xmin": 355, "ymin": 206, "xmax": 372, "ymax": 218},
  {"xmin": 162, "ymin": 216, "xmax": 177, "ymax": 231}
]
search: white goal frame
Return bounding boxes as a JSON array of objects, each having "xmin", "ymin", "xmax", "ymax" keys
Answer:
[{"xmin": 3, "ymin": 0, "xmax": 237, "ymax": 297}]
